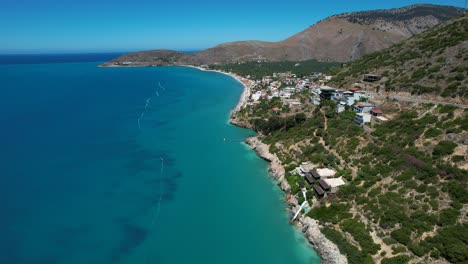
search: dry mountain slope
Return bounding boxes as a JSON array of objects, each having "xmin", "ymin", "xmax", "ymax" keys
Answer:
[
  {"xmin": 102, "ymin": 4, "xmax": 464, "ymax": 66},
  {"xmin": 329, "ymin": 15, "xmax": 468, "ymax": 100}
]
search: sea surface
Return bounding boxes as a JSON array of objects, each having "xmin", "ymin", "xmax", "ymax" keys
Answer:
[{"xmin": 0, "ymin": 54, "xmax": 320, "ymax": 264}]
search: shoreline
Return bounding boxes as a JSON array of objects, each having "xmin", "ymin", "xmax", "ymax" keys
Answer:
[
  {"xmin": 178, "ymin": 65, "xmax": 253, "ymax": 119},
  {"xmin": 214, "ymin": 68, "xmax": 347, "ymax": 263},
  {"xmin": 101, "ymin": 63, "xmax": 345, "ymax": 263}
]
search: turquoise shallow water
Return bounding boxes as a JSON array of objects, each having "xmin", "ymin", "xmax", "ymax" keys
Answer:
[{"xmin": 0, "ymin": 58, "xmax": 320, "ymax": 264}]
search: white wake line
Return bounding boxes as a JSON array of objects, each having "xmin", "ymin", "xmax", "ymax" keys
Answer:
[
  {"xmin": 139, "ymin": 81, "xmax": 166, "ymax": 130},
  {"xmin": 158, "ymin": 81, "xmax": 165, "ymax": 91}
]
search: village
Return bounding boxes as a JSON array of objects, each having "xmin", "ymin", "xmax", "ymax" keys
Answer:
[{"xmin": 239, "ymin": 71, "xmax": 395, "ymax": 210}]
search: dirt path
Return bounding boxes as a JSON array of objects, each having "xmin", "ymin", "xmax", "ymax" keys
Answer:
[{"xmin": 316, "ymin": 110, "xmax": 359, "ymax": 177}]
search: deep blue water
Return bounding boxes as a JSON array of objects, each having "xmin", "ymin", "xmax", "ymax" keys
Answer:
[{"xmin": 0, "ymin": 55, "xmax": 319, "ymax": 264}]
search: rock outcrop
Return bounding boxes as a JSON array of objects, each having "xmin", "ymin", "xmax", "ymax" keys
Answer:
[{"xmin": 245, "ymin": 136, "xmax": 347, "ymax": 264}]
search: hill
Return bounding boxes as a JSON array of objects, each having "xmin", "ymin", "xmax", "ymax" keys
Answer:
[
  {"xmin": 329, "ymin": 15, "xmax": 468, "ymax": 99},
  {"xmin": 102, "ymin": 4, "xmax": 464, "ymax": 66}
]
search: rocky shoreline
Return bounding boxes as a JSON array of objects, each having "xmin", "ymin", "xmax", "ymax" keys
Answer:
[
  {"xmin": 244, "ymin": 137, "xmax": 347, "ymax": 264},
  {"xmin": 220, "ymin": 68, "xmax": 347, "ymax": 263}
]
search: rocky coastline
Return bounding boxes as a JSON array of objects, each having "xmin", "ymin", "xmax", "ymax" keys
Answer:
[
  {"xmin": 244, "ymin": 137, "xmax": 347, "ymax": 264},
  {"xmin": 221, "ymin": 68, "xmax": 347, "ymax": 264}
]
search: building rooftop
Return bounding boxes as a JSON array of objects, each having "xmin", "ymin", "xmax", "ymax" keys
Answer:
[
  {"xmin": 323, "ymin": 177, "xmax": 346, "ymax": 188},
  {"xmin": 316, "ymin": 168, "xmax": 336, "ymax": 178}
]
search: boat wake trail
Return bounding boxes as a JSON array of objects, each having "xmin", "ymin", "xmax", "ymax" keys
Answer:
[
  {"xmin": 138, "ymin": 81, "xmax": 166, "ymax": 130},
  {"xmin": 158, "ymin": 81, "xmax": 166, "ymax": 91}
]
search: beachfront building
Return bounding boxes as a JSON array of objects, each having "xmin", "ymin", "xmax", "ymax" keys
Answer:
[
  {"xmin": 355, "ymin": 113, "xmax": 372, "ymax": 126},
  {"xmin": 297, "ymin": 162, "xmax": 316, "ymax": 176},
  {"xmin": 251, "ymin": 91, "xmax": 262, "ymax": 101}
]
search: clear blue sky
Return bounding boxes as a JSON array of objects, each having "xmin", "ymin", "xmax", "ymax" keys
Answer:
[{"xmin": 1, "ymin": 0, "xmax": 465, "ymax": 54}]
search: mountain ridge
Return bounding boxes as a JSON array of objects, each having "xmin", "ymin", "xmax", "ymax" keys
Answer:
[{"xmin": 102, "ymin": 4, "xmax": 464, "ymax": 66}]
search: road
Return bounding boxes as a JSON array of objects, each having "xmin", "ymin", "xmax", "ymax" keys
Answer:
[{"xmin": 370, "ymin": 94, "xmax": 468, "ymax": 109}]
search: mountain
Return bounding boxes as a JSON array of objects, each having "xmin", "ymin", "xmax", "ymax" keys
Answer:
[
  {"xmin": 329, "ymin": 14, "xmax": 467, "ymax": 99},
  {"xmin": 102, "ymin": 4, "xmax": 464, "ymax": 66}
]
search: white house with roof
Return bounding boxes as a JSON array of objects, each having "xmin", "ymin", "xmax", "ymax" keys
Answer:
[{"xmin": 353, "ymin": 102, "xmax": 374, "ymax": 113}]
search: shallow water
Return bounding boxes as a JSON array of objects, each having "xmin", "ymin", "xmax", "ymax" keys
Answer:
[{"xmin": 0, "ymin": 58, "xmax": 320, "ymax": 264}]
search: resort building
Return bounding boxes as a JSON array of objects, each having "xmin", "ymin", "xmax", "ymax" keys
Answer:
[
  {"xmin": 313, "ymin": 185, "xmax": 325, "ymax": 197},
  {"xmin": 315, "ymin": 168, "xmax": 336, "ymax": 179},
  {"xmin": 323, "ymin": 177, "xmax": 346, "ymax": 193},
  {"xmin": 298, "ymin": 162, "xmax": 316, "ymax": 176}
]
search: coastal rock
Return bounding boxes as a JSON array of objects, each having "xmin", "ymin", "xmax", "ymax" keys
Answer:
[
  {"xmin": 299, "ymin": 217, "xmax": 348, "ymax": 264},
  {"xmin": 244, "ymin": 136, "xmax": 347, "ymax": 264}
]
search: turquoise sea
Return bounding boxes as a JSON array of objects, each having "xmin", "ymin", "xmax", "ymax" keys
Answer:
[{"xmin": 0, "ymin": 55, "xmax": 320, "ymax": 264}]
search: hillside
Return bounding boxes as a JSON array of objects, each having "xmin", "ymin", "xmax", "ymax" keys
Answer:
[
  {"xmin": 101, "ymin": 4, "xmax": 464, "ymax": 66},
  {"xmin": 330, "ymin": 15, "xmax": 468, "ymax": 100},
  {"xmin": 232, "ymin": 83, "xmax": 467, "ymax": 264}
]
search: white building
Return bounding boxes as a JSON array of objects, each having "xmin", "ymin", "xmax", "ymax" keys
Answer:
[
  {"xmin": 251, "ymin": 91, "xmax": 262, "ymax": 101},
  {"xmin": 336, "ymin": 104, "xmax": 345, "ymax": 113},
  {"xmin": 353, "ymin": 103, "xmax": 374, "ymax": 113},
  {"xmin": 354, "ymin": 113, "xmax": 372, "ymax": 126}
]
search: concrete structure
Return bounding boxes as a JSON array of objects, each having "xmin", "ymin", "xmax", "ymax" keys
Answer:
[
  {"xmin": 354, "ymin": 103, "xmax": 374, "ymax": 113},
  {"xmin": 355, "ymin": 113, "xmax": 372, "ymax": 126},
  {"xmin": 323, "ymin": 177, "xmax": 346, "ymax": 193},
  {"xmin": 298, "ymin": 162, "xmax": 316, "ymax": 176},
  {"xmin": 336, "ymin": 104, "xmax": 345, "ymax": 113},
  {"xmin": 315, "ymin": 168, "xmax": 336, "ymax": 179},
  {"xmin": 320, "ymin": 88, "xmax": 336, "ymax": 100}
]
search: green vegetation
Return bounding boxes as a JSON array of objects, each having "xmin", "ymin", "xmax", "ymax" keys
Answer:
[
  {"xmin": 321, "ymin": 227, "xmax": 374, "ymax": 264},
  {"xmin": 209, "ymin": 60, "xmax": 339, "ymax": 79}
]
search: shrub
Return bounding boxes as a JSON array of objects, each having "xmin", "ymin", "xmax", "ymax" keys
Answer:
[{"xmin": 433, "ymin": 140, "xmax": 457, "ymax": 157}]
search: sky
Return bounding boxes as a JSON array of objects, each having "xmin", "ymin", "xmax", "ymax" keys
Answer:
[{"xmin": 1, "ymin": 0, "xmax": 465, "ymax": 54}]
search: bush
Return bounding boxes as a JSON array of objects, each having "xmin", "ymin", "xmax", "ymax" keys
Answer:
[
  {"xmin": 433, "ymin": 140, "xmax": 457, "ymax": 157},
  {"xmin": 321, "ymin": 227, "xmax": 374, "ymax": 264},
  {"xmin": 342, "ymin": 219, "xmax": 381, "ymax": 254},
  {"xmin": 381, "ymin": 255, "xmax": 410, "ymax": 264},
  {"xmin": 437, "ymin": 208, "xmax": 460, "ymax": 226},
  {"xmin": 307, "ymin": 203, "xmax": 351, "ymax": 224},
  {"xmin": 424, "ymin": 127, "xmax": 442, "ymax": 138},
  {"xmin": 391, "ymin": 228, "xmax": 412, "ymax": 245}
]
